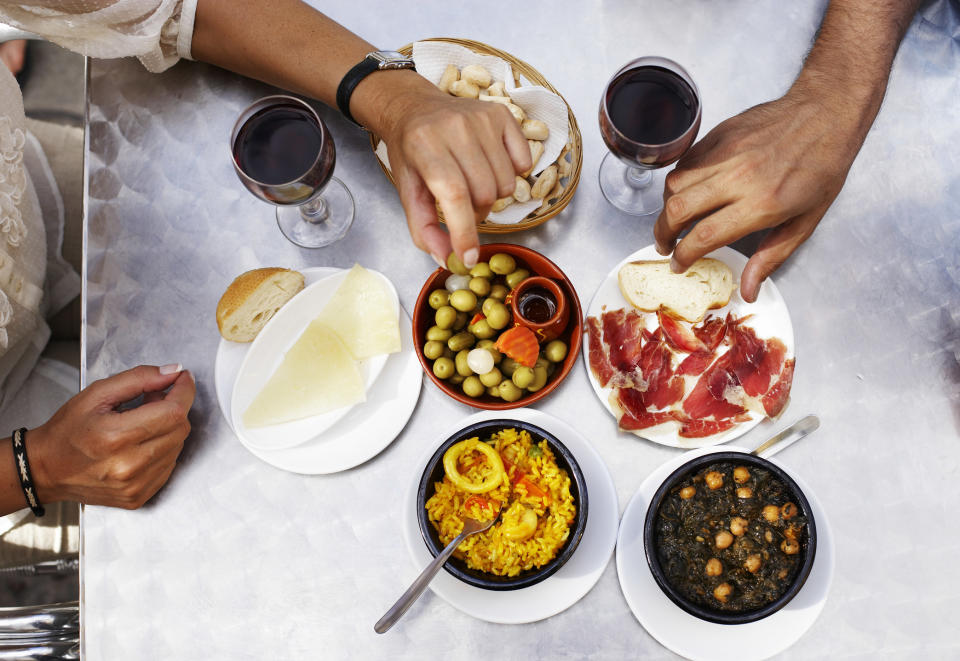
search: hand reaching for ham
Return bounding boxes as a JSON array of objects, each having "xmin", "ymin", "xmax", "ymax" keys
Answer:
[
  {"xmin": 28, "ymin": 365, "xmax": 195, "ymax": 510},
  {"xmin": 653, "ymin": 87, "xmax": 868, "ymax": 303},
  {"xmin": 374, "ymin": 84, "xmax": 531, "ymax": 269}
]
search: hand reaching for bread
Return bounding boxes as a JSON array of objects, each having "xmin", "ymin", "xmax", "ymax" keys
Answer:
[{"xmin": 25, "ymin": 365, "xmax": 196, "ymax": 510}]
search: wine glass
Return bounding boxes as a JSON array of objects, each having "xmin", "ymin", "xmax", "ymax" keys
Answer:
[
  {"xmin": 598, "ymin": 57, "xmax": 701, "ymax": 216},
  {"xmin": 231, "ymin": 95, "xmax": 355, "ymax": 248}
]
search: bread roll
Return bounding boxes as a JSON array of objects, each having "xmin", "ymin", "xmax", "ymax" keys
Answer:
[
  {"xmin": 216, "ymin": 268, "xmax": 305, "ymax": 342},
  {"xmin": 618, "ymin": 258, "xmax": 735, "ymax": 322}
]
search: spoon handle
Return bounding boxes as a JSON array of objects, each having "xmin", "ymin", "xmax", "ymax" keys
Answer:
[
  {"xmin": 374, "ymin": 530, "xmax": 468, "ymax": 634},
  {"xmin": 750, "ymin": 414, "xmax": 820, "ymax": 458}
]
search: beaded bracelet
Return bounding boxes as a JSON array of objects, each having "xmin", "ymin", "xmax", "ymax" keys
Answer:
[{"xmin": 11, "ymin": 428, "xmax": 45, "ymax": 517}]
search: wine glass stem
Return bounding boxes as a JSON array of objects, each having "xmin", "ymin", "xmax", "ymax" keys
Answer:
[
  {"xmin": 300, "ymin": 195, "xmax": 329, "ymax": 224},
  {"xmin": 625, "ymin": 166, "xmax": 654, "ymax": 190}
]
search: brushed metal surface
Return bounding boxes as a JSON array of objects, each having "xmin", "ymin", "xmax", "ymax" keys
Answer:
[{"xmin": 82, "ymin": 1, "xmax": 960, "ymax": 658}]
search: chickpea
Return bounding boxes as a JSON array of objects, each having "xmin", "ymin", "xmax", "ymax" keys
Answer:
[
  {"xmin": 715, "ymin": 530, "xmax": 734, "ymax": 550},
  {"xmin": 705, "ymin": 558, "xmax": 723, "ymax": 577},
  {"xmin": 736, "ymin": 487, "xmax": 754, "ymax": 499},
  {"xmin": 730, "ymin": 517, "xmax": 748, "ymax": 536},
  {"xmin": 781, "ymin": 539, "xmax": 800, "ymax": 555},
  {"xmin": 733, "ymin": 466, "xmax": 751, "ymax": 483},
  {"xmin": 762, "ymin": 505, "xmax": 780, "ymax": 522},
  {"xmin": 428, "ymin": 289, "xmax": 449, "ymax": 310},
  {"xmin": 744, "ymin": 554, "xmax": 763, "ymax": 573},
  {"xmin": 713, "ymin": 583, "xmax": 732, "ymax": 604},
  {"xmin": 778, "ymin": 568, "xmax": 789, "ymax": 579},
  {"xmin": 784, "ymin": 524, "xmax": 801, "ymax": 541},
  {"xmin": 764, "ymin": 530, "xmax": 774, "ymax": 543},
  {"xmin": 679, "ymin": 486, "xmax": 696, "ymax": 500},
  {"xmin": 780, "ymin": 502, "xmax": 798, "ymax": 520},
  {"xmin": 705, "ymin": 471, "xmax": 724, "ymax": 490}
]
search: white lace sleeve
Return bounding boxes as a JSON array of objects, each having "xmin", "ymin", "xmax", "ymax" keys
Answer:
[{"xmin": 0, "ymin": 0, "xmax": 198, "ymax": 72}]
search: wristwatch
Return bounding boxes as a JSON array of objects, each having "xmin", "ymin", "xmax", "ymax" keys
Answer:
[{"xmin": 336, "ymin": 51, "xmax": 416, "ymax": 127}]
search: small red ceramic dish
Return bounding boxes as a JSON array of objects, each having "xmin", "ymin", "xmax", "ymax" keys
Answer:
[
  {"xmin": 509, "ymin": 276, "xmax": 570, "ymax": 343},
  {"xmin": 413, "ymin": 244, "xmax": 583, "ymax": 410}
]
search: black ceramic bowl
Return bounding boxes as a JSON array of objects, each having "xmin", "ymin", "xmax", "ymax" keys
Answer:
[
  {"xmin": 417, "ymin": 419, "xmax": 588, "ymax": 590},
  {"xmin": 643, "ymin": 451, "xmax": 817, "ymax": 624}
]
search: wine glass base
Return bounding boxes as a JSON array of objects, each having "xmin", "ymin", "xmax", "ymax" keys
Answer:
[
  {"xmin": 276, "ymin": 177, "xmax": 355, "ymax": 248},
  {"xmin": 598, "ymin": 153, "xmax": 667, "ymax": 217}
]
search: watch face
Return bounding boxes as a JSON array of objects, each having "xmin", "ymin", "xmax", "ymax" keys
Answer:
[{"xmin": 370, "ymin": 51, "xmax": 414, "ymax": 68}]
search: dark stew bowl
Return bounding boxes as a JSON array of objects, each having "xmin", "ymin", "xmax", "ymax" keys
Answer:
[
  {"xmin": 643, "ymin": 451, "xmax": 817, "ymax": 624},
  {"xmin": 417, "ymin": 419, "xmax": 589, "ymax": 591}
]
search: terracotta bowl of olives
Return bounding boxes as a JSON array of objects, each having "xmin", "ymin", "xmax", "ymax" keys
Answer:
[{"xmin": 413, "ymin": 244, "xmax": 582, "ymax": 410}]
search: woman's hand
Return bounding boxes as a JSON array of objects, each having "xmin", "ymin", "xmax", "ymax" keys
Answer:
[
  {"xmin": 29, "ymin": 364, "xmax": 196, "ymax": 509},
  {"xmin": 653, "ymin": 89, "xmax": 861, "ymax": 303},
  {"xmin": 375, "ymin": 84, "xmax": 531, "ymax": 268}
]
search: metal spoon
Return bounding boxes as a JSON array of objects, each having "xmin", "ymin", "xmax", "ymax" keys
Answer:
[
  {"xmin": 750, "ymin": 414, "xmax": 820, "ymax": 457},
  {"xmin": 375, "ymin": 509, "xmax": 502, "ymax": 634}
]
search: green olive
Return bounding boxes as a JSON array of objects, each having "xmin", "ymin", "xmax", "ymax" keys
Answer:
[
  {"xmin": 453, "ymin": 311, "xmax": 468, "ymax": 331},
  {"xmin": 455, "ymin": 350, "xmax": 474, "ymax": 377},
  {"xmin": 435, "ymin": 306, "xmax": 457, "ymax": 330},
  {"xmin": 499, "ymin": 380, "xmax": 523, "ymax": 402},
  {"xmin": 479, "ymin": 367, "xmax": 503, "ymax": 387},
  {"xmin": 545, "ymin": 340, "xmax": 568, "ymax": 363},
  {"xmin": 512, "ymin": 366, "xmax": 535, "ymax": 389},
  {"xmin": 506, "ymin": 269, "xmax": 531, "ymax": 289},
  {"xmin": 428, "ymin": 289, "xmax": 450, "ymax": 310},
  {"xmin": 468, "ymin": 277, "xmax": 491, "ymax": 297},
  {"xmin": 485, "ymin": 302, "xmax": 511, "ymax": 330},
  {"xmin": 448, "ymin": 332, "xmax": 476, "ymax": 353},
  {"xmin": 489, "ymin": 253, "xmax": 517, "ymax": 275},
  {"xmin": 423, "ymin": 341, "xmax": 445, "ymax": 360},
  {"xmin": 534, "ymin": 357, "xmax": 550, "ymax": 371},
  {"xmin": 449, "ymin": 374, "xmax": 465, "ymax": 386},
  {"xmin": 470, "ymin": 262, "xmax": 494, "ymax": 278},
  {"xmin": 442, "ymin": 347, "xmax": 455, "ymax": 360},
  {"xmin": 462, "ymin": 376, "xmax": 485, "ymax": 398},
  {"xmin": 476, "ymin": 340, "xmax": 501, "ymax": 363},
  {"xmin": 490, "ymin": 284, "xmax": 509, "ymax": 301},
  {"xmin": 487, "ymin": 385, "xmax": 501, "ymax": 398},
  {"xmin": 528, "ymin": 366, "xmax": 549, "ymax": 392},
  {"xmin": 432, "ymin": 357, "xmax": 455, "ymax": 380},
  {"xmin": 446, "ymin": 252, "xmax": 470, "ymax": 275},
  {"xmin": 469, "ymin": 320, "xmax": 496, "ymax": 340},
  {"xmin": 426, "ymin": 326, "xmax": 452, "ymax": 342},
  {"xmin": 500, "ymin": 356, "xmax": 520, "ymax": 377},
  {"xmin": 449, "ymin": 289, "xmax": 478, "ymax": 312}
]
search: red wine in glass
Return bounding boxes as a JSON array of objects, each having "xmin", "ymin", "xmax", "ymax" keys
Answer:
[
  {"xmin": 231, "ymin": 95, "xmax": 354, "ymax": 247},
  {"xmin": 598, "ymin": 57, "xmax": 701, "ymax": 216}
]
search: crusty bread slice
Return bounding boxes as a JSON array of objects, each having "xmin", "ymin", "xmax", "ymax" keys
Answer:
[
  {"xmin": 618, "ymin": 258, "xmax": 735, "ymax": 322},
  {"xmin": 216, "ymin": 268, "xmax": 305, "ymax": 342}
]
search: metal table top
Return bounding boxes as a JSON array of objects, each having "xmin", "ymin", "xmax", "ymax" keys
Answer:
[{"xmin": 81, "ymin": 1, "xmax": 960, "ymax": 658}]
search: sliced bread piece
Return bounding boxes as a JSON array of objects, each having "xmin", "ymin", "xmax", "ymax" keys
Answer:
[
  {"xmin": 618, "ymin": 258, "xmax": 735, "ymax": 322},
  {"xmin": 216, "ymin": 268, "xmax": 305, "ymax": 342}
]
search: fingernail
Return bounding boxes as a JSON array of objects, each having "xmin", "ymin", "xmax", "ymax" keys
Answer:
[
  {"xmin": 431, "ymin": 253, "xmax": 445, "ymax": 268},
  {"xmin": 670, "ymin": 256, "xmax": 683, "ymax": 274},
  {"xmin": 159, "ymin": 363, "xmax": 183, "ymax": 375},
  {"xmin": 463, "ymin": 248, "xmax": 479, "ymax": 269}
]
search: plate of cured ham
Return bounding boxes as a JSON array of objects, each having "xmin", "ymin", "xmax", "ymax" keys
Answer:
[{"xmin": 583, "ymin": 246, "xmax": 795, "ymax": 448}]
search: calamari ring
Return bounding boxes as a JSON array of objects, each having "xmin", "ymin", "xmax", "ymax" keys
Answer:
[{"xmin": 443, "ymin": 439, "xmax": 505, "ymax": 494}]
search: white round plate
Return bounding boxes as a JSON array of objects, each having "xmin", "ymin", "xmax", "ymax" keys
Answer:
[
  {"xmin": 231, "ymin": 268, "xmax": 397, "ymax": 450},
  {"xmin": 583, "ymin": 245, "xmax": 795, "ymax": 448},
  {"xmin": 215, "ymin": 267, "xmax": 422, "ymax": 474},
  {"xmin": 616, "ymin": 445, "xmax": 834, "ymax": 661},
  {"xmin": 401, "ymin": 408, "xmax": 619, "ymax": 624}
]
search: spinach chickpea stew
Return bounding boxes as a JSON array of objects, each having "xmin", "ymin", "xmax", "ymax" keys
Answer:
[{"xmin": 653, "ymin": 460, "xmax": 812, "ymax": 617}]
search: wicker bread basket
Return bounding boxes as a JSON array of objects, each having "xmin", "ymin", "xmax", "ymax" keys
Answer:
[{"xmin": 367, "ymin": 38, "xmax": 582, "ymax": 234}]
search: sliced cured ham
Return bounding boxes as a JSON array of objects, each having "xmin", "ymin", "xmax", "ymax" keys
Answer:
[
  {"xmin": 612, "ymin": 388, "xmax": 680, "ymax": 431},
  {"xmin": 693, "ymin": 316, "xmax": 727, "ymax": 352},
  {"xmin": 683, "ymin": 357, "xmax": 748, "ymax": 421},
  {"xmin": 678, "ymin": 350, "xmax": 715, "ymax": 377},
  {"xmin": 637, "ymin": 335, "xmax": 684, "ymax": 410},
  {"xmin": 676, "ymin": 414, "xmax": 750, "ymax": 438},
  {"xmin": 603, "ymin": 309, "xmax": 646, "ymax": 372},
  {"xmin": 761, "ymin": 358, "xmax": 795, "ymax": 417},
  {"xmin": 586, "ymin": 317, "xmax": 616, "ymax": 388},
  {"xmin": 659, "ymin": 309, "xmax": 706, "ymax": 354}
]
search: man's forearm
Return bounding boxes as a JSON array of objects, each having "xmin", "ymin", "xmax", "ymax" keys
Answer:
[{"xmin": 791, "ymin": 0, "xmax": 922, "ymax": 139}]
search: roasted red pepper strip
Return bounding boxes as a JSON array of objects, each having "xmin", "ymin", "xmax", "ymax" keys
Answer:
[
  {"xmin": 494, "ymin": 325, "xmax": 539, "ymax": 368},
  {"xmin": 500, "ymin": 455, "xmax": 551, "ymax": 505},
  {"xmin": 463, "ymin": 495, "xmax": 493, "ymax": 512},
  {"xmin": 470, "ymin": 312, "xmax": 485, "ymax": 326}
]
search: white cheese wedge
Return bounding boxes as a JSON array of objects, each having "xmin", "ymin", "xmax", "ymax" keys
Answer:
[
  {"xmin": 315, "ymin": 264, "xmax": 401, "ymax": 360},
  {"xmin": 242, "ymin": 320, "xmax": 364, "ymax": 428}
]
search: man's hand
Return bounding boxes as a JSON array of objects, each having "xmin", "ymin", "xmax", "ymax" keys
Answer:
[
  {"xmin": 380, "ymin": 90, "xmax": 531, "ymax": 268},
  {"xmin": 654, "ymin": 90, "xmax": 856, "ymax": 303},
  {"xmin": 30, "ymin": 365, "xmax": 195, "ymax": 509}
]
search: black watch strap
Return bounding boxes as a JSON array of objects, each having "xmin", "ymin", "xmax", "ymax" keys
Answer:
[{"xmin": 336, "ymin": 57, "xmax": 381, "ymax": 126}]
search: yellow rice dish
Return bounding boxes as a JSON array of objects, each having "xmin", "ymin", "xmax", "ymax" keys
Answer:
[{"xmin": 425, "ymin": 428, "xmax": 576, "ymax": 576}]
